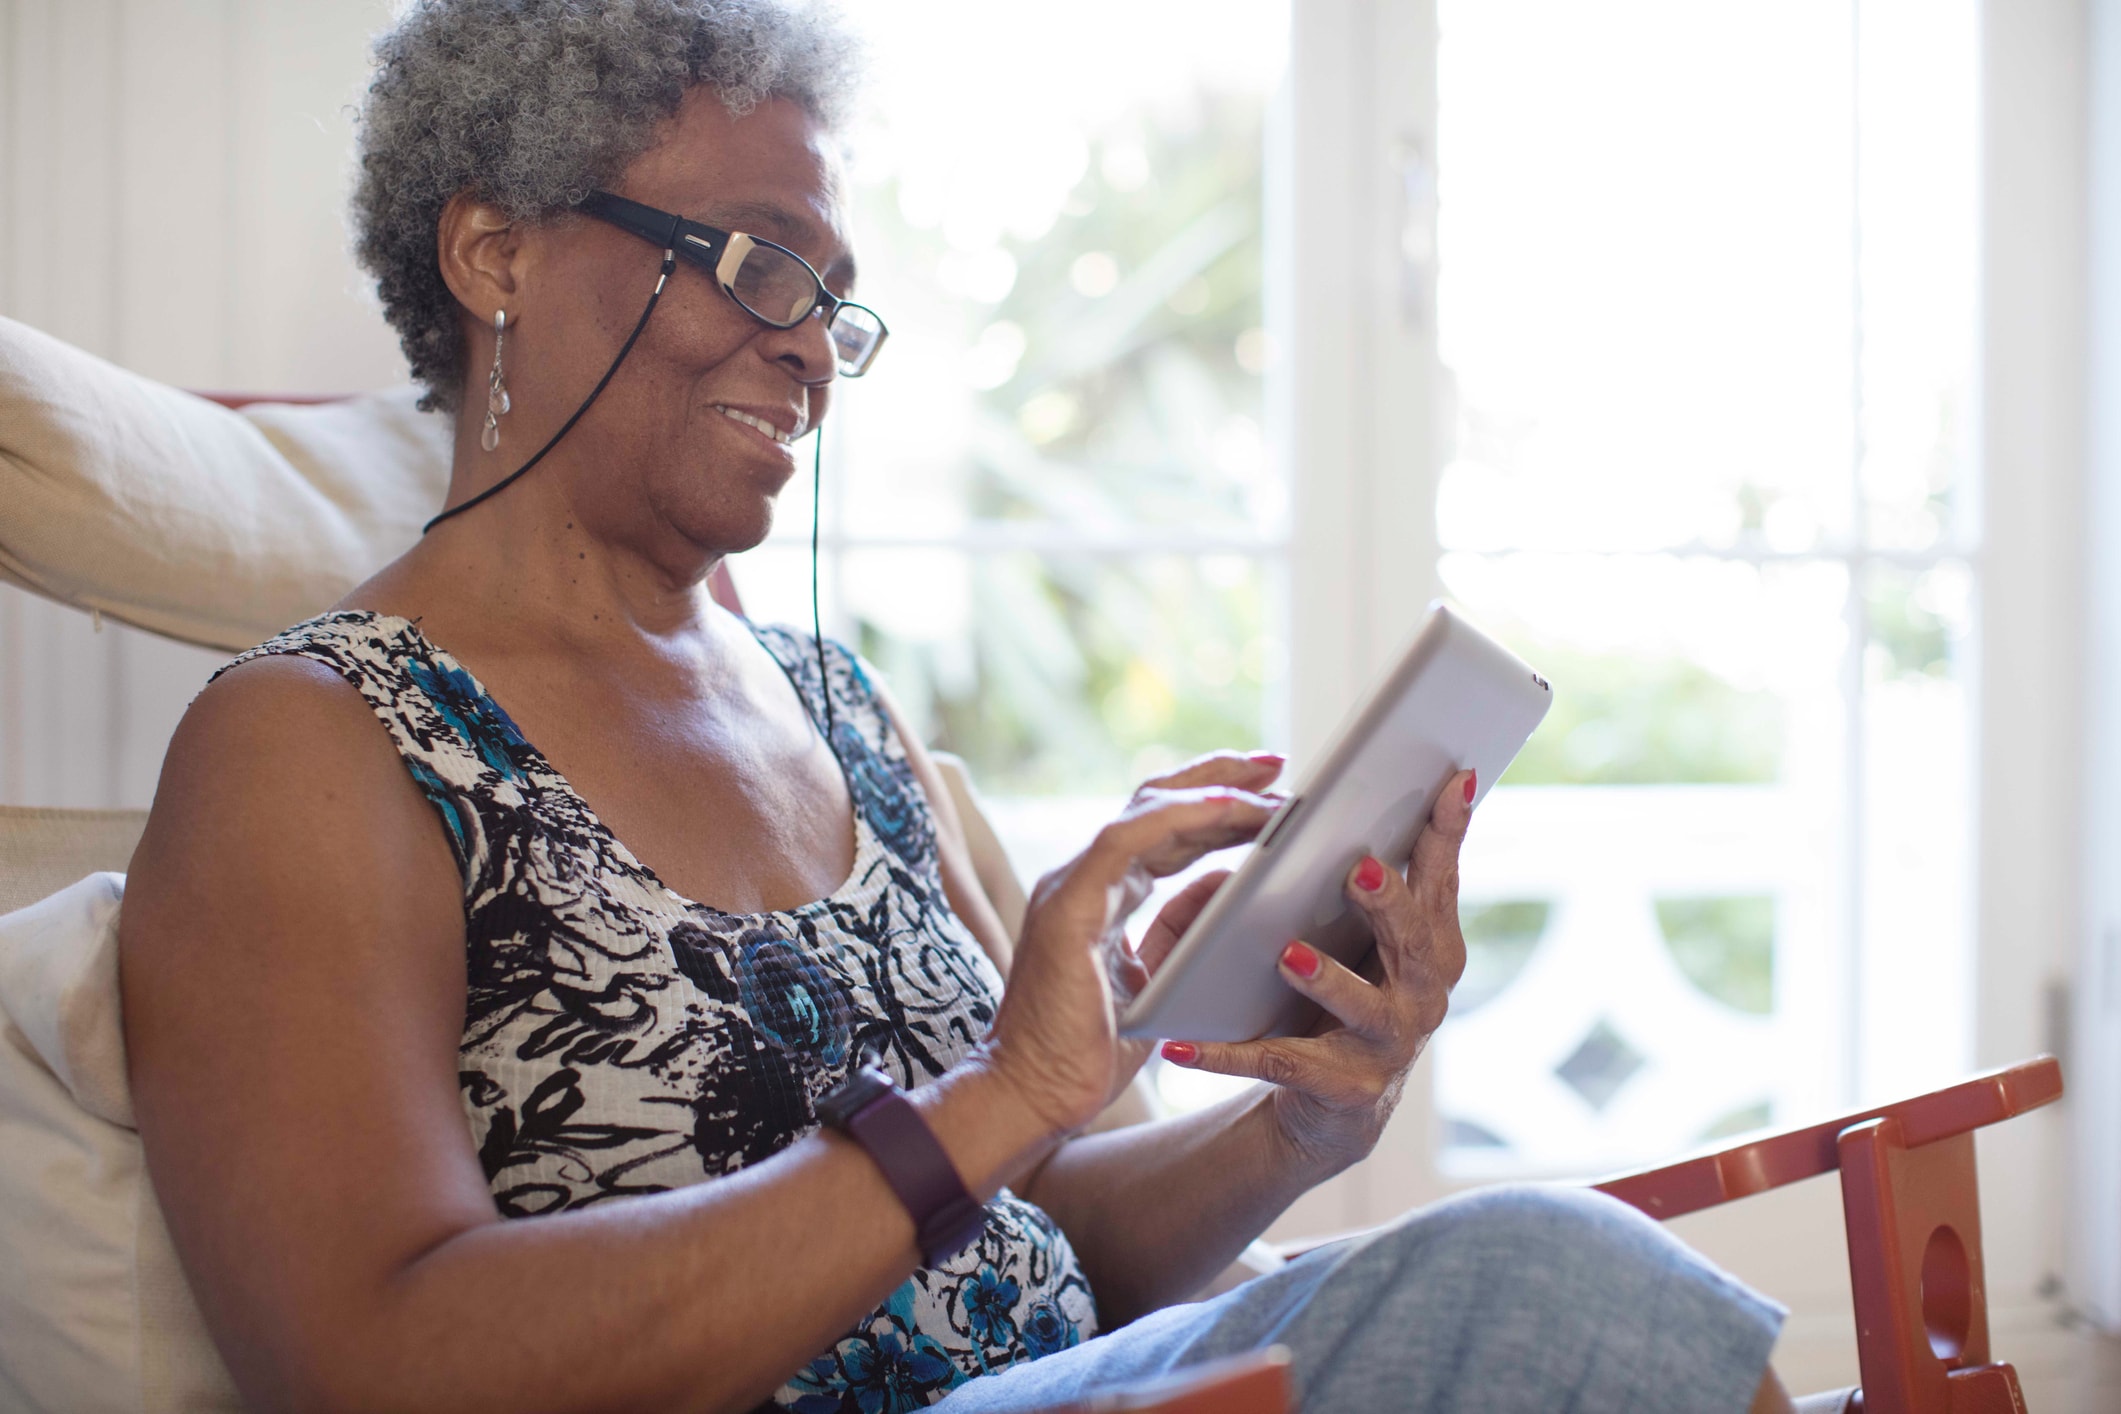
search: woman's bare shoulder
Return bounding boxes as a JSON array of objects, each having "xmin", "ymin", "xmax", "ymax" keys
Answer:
[
  {"xmin": 155, "ymin": 649, "xmax": 412, "ymax": 819},
  {"xmin": 125, "ymin": 648, "xmax": 454, "ymax": 945}
]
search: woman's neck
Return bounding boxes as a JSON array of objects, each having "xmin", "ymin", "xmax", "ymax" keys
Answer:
[{"xmin": 359, "ymin": 470, "xmax": 729, "ymax": 663}]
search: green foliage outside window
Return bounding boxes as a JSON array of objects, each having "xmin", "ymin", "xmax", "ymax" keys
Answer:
[
  {"xmin": 1654, "ymin": 895, "xmax": 1776, "ymax": 1015},
  {"xmin": 860, "ymin": 554, "xmax": 1267, "ymax": 796},
  {"xmin": 1455, "ymin": 900, "xmax": 1552, "ymax": 1014},
  {"xmin": 1865, "ymin": 565, "xmax": 1958, "ymax": 682},
  {"xmin": 1500, "ymin": 643, "xmax": 1785, "ymax": 786},
  {"xmin": 850, "ymin": 93, "xmax": 1274, "ymax": 795}
]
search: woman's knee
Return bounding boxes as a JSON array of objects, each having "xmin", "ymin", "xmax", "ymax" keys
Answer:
[
  {"xmin": 1335, "ymin": 1183, "xmax": 1724, "ymax": 1325},
  {"xmin": 1371, "ymin": 1184, "xmax": 1657, "ymax": 1268},
  {"xmin": 1293, "ymin": 1186, "xmax": 1783, "ymax": 1411}
]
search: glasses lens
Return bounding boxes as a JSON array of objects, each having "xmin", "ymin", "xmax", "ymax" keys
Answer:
[
  {"xmin": 828, "ymin": 305, "xmax": 886, "ymax": 375},
  {"xmin": 727, "ymin": 242, "xmax": 819, "ymax": 328}
]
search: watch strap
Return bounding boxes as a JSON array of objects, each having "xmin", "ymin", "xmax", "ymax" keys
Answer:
[{"xmin": 826, "ymin": 1069, "xmax": 986, "ymax": 1267}]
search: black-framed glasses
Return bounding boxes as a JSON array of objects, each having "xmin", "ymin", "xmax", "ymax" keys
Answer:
[{"xmin": 577, "ymin": 189, "xmax": 888, "ymax": 377}]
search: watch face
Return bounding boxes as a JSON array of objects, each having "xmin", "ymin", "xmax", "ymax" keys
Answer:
[{"xmin": 817, "ymin": 1066, "xmax": 893, "ymax": 1129}]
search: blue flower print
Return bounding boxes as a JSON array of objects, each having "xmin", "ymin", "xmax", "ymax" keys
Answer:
[
  {"xmin": 787, "ymin": 1350, "xmax": 852, "ymax": 1414},
  {"xmin": 406, "ymin": 658, "xmax": 529, "ymax": 781},
  {"xmin": 1021, "ymin": 1300, "xmax": 1079, "ymax": 1359},
  {"xmin": 827, "ymin": 1331, "xmax": 954, "ymax": 1414},
  {"xmin": 405, "ymin": 757, "xmax": 474, "ymax": 856},
  {"xmin": 961, "ymin": 1264, "xmax": 1021, "ymax": 1349},
  {"xmin": 831, "ymin": 720, "xmax": 929, "ymax": 865},
  {"xmin": 735, "ymin": 929, "xmax": 853, "ymax": 1068}
]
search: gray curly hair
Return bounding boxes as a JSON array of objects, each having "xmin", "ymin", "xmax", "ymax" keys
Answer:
[{"xmin": 353, "ymin": 0, "xmax": 860, "ymax": 412}]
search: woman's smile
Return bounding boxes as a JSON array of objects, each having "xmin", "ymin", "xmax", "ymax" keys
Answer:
[{"xmin": 714, "ymin": 401, "xmax": 805, "ymax": 445}]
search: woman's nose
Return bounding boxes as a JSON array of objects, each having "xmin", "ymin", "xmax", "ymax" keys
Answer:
[{"xmin": 761, "ymin": 307, "xmax": 839, "ymax": 386}]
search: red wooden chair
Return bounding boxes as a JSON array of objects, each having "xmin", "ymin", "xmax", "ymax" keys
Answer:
[{"xmin": 1592, "ymin": 1054, "xmax": 2063, "ymax": 1414}]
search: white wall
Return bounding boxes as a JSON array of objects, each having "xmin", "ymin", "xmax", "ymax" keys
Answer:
[
  {"xmin": 2080, "ymin": 0, "xmax": 2121, "ymax": 1336},
  {"xmin": 1977, "ymin": 0, "xmax": 2090, "ymax": 1329},
  {"xmin": 0, "ymin": 0, "xmax": 406, "ymax": 808}
]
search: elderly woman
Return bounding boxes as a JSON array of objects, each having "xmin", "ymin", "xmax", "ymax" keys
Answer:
[{"xmin": 118, "ymin": 2, "xmax": 1794, "ymax": 1411}]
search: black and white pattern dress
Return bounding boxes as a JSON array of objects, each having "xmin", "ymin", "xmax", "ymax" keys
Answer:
[{"xmin": 219, "ymin": 611, "xmax": 1098, "ymax": 1412}]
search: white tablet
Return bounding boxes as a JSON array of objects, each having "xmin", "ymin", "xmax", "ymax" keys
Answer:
[{"xmin": 1118, "ymin": 602, "xmax": 1552, "ymax": 1043}]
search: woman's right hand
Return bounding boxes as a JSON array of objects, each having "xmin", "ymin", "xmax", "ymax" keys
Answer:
[{"xmin": 979, "ymin": 753, "xmax": 1285, "ymax": 1136}]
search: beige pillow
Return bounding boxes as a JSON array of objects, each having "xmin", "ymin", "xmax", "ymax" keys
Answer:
[
  {"xmin": 0, "ymin": 874, "xmax": 240, "ymax": 1413},
  {"xmin": 0, "ymin": 315, "xmax": 450, "ymax": 653}
]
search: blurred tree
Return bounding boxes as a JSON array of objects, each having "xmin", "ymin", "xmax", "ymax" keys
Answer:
[
  {"xmin": 1455, "ymin": 900, "xmax": 1552, "ymax": 1013},
  {"xmin": 1501, "ymin": 642, "xmax": 1785, "ymax": 786},
  {"xmin": 1655, "ymin": 895, "xmax": 1776, "ymax": 1014},
  {"xmin": 851, "ymin": 91, "xmax": 1275, "ymax": 795}
]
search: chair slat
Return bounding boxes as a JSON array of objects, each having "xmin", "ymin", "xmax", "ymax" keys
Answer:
[{"xmin": 1592, "ymin": 1055, "xmax": 2063, "ymax": 1220}]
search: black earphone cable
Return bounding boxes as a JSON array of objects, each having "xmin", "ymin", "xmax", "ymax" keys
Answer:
[
  {"xmin": 811, "ymin": 421, "xmax": 842, "ymax": 768},
  {"xmin": 423, "ymin": 243, "xmax": 679, "ymax": 536}
]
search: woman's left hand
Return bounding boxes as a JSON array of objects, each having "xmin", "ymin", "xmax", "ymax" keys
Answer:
[{"xmin": 1153, "ymin": 768, "xmax": 1476, "ymax": 1178}]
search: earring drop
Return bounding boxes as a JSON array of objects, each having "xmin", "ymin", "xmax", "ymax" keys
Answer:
[{"xmin": 481, "ymin": 308, "xmax": 511, "ymax": 452}]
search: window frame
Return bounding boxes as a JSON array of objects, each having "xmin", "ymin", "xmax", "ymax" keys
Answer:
[{"xmin": 1272, "ymin": 0, "xmax": 2050, "ymax": 1252}]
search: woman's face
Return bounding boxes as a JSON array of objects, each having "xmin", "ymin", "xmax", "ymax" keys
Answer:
[{"xmin": 497, "ymin": 88, "xmax": 855, "ymax": 562}]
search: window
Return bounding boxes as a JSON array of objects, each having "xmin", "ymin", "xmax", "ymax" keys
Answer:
[{"xmin": 1429, "ymin": 0, "xmax": 1980, "ymax": 1172}]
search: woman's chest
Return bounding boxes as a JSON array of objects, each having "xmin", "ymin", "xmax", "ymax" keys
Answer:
[
  {"xmin": 496, "ymin": 674, "xmax": 858, "ymax": 915},
  {"xmin": 457, "ymin": 855, "xmax": 1005, "ymax": 1209}
]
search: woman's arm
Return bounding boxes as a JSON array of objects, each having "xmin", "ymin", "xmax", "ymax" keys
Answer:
[
  {"xmin": 1022, "ymin": 1080, "xmax": 1316, "ymax": 1322},
  {"xmin": 120, "ymin": 657, "xmax": 1059, "ymax": 1414},
  {"xmin": 876, "ymin": 723, "xmax": 1346, "ymax": 1316}
]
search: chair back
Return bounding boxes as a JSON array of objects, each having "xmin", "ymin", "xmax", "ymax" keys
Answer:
[
  {"xmin": 0, "ymin": 808, "xmax": 147, "ymax": 916},
  {"xmin": 0, "ymin": 318, "xmax": 741, "ymax": 656},
  {"xmin": 199, "ymin": 391, "xmax": 746, "ymax": 617}
]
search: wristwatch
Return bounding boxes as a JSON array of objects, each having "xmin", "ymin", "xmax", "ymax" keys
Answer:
[{"xmin": 816, "ymin": 1065, "xmax": 987, "ymax": 1267}]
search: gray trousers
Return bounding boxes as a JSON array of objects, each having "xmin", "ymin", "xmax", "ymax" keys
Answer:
[{"xmin": 935, "ymin": 1185, "xmax": 1786, "ymax": 1414}]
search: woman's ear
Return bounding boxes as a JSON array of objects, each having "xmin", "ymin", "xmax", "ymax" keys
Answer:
[{"xmin": 436, "ymin": 192, "xmax": 522, "ymax": 329}]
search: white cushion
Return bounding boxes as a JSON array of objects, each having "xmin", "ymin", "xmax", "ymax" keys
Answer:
[
  {"xmin": 0, "ymin": 315, "xmax": 450, "ymax": 653},
  {"xmin": 0, "ymin": 875, "xmax": 240, "ymax": 1413}
]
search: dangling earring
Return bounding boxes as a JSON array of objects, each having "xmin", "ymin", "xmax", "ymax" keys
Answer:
[{"xmin": 481, "ymin": 308, "xmax": 511, "ymax": 452}]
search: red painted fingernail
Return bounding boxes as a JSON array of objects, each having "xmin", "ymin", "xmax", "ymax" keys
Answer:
[
  {"xmin": 1355, "ymin": 856, "xmax": 1386, "ymax": 892},
  {"xmin": 1161, "ymin": 1041, "xmax": 1198, "ymax": 1065},
  {"xmin": 1464, "ymin": 770, "xmax": 1478, "ymax": 806},
  {"xmin": 1281, "ymin": 940, "xmax": 1320, "ymax": 978},
  {"xmin": 1249, "ymin": 751, "xmax": 1286, "ymax": 766}
]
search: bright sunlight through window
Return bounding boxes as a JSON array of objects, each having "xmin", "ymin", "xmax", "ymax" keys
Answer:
[{"xmin": 1429, "ymin": 0, "xmax": 1979, "ymax": 1174}]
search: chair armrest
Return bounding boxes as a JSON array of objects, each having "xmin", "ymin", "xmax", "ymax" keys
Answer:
[
  {"xmin": 1036, "ymin": 1346, "xmax": 1292, "ymax": 1414},
  {"xmin": 1266, "ymin": 1056, "xmax": 2063, "ymax": 1261},
  {"xmin": 1591, "ymin": 1055, "xmax": 2063, "ymax": 1220},
  {"xmin": 928, "ymin": 751, "xmax": 1029, "ymax": 942}
]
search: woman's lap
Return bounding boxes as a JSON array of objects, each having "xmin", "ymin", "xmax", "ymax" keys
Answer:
[{"xmin": 934, "ymin": 1185, "xmax": 1785, "ymax": 1414}]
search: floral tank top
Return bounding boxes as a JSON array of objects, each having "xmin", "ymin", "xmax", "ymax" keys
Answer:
[{"xmin": 219, "ymin": 611, "xmax": 1098, "ymax": 1410}]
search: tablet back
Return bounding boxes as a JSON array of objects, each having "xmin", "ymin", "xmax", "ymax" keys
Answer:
[{"xmin": 1119, "ymin": 603, "xmax": 1551, "ymax": 1042}]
